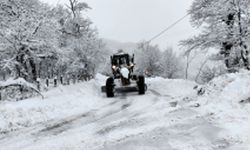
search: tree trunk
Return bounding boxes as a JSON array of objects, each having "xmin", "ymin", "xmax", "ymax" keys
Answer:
[
  {"xmin": 237, "ymin": 6, "xmax": 250, "ymax": 70},
  {"xmin": 222, "ymin": 13, "xmax": 235, "ymax": 71},
  {"xmin": 185, "ymin": 53, "xmax": 190, "ymax": 80},
  {"xmin": 222, "ymin": 42, "xmax": 233, "ymax": 69},
  {"xmin": 29, "ymin": 58, "xmax": 37, "ymax": 82}
]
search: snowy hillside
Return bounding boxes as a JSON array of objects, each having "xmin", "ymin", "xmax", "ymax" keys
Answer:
[{"xmin": 0, "ymin": 73, "xmax": 250, "ymax": 150}]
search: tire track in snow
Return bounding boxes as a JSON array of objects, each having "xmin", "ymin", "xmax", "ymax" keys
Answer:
[
  {"xmin": 0, "ymin": 97, "xmax": 133, "ymax": 146},
  {"xmin": 148, "ymin": 89, "xmax": 175, "ymax": 99},
  {"xmin": 37, "ymin": 112, "xmax": 91, "ymax": 136},
  {"xmin": 148, "ymin": 89, "xmax": 180, "ymax": 108},
  {"xmin": 36, "ymin": 98, "xmax": 130, "ymax": 137}
]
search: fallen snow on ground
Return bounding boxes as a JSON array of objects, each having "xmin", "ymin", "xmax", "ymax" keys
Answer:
[
  {"xmin": 195, "ymin": 71, "xmax": 250, "ymax": 149},
  {"xmin": 0, "ymin": 72, "xmax": 250, "ymax": 150}
]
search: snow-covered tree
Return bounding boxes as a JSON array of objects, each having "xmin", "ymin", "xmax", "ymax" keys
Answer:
[
  {"xmin": 57, "ymin": 0, "xmax": 105, "ymax": 79},
  {"xmin": 135, "ymin": 42, "xmax": 183, "ymax": 78},
  {"xmin": 161, "ymin": 47, "xmax": 183, "ymax": 79},
  {"xmin": 135, "ymin": 42, "xmax": 163, "ymax": 77},
  {"xmin": 0, "ymin": 0, "xmax": 59, "ymax": 82},
  {"xmin": 181, "ymin": 0, "xmax": 250, "ymax": 72},
  {"xmin": 199, "ymin": 65, "xmax": 226, "ymax": 83}
]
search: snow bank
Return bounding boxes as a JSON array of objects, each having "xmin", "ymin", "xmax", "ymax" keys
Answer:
[
  {"xmin": 95, "ymin": 73, "xmax": 108, "ymax": 85},
  {"xmin": 196, "ymin": 71, "xmax": 250, "ymax": 106},
  {"xmin": 0, "ymin": 78, "xmax": 107, "ymax": 134},
  {"xmin": 195, "ymin": 71, "xmax": 250, "ymax": 149}
]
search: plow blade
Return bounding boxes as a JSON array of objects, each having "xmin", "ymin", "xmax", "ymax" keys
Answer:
[{"xmin": 101, "ymin": 86, "xmax": 138, "ymax": 93}]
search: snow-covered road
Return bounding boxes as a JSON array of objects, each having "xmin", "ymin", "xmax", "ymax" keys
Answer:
[{"xmin": 1, "ymin": 73, "xmax": 250, "ymax": 150}]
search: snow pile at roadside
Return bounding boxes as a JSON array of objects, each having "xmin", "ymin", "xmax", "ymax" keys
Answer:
[
  {"xmin": 0, "ymin": 79, "xmax": 105, "ymax": 134},
  {"xmin": 0, "ymin": 74, "xmax": 107, "ymax": 134},
  {"xmin": 195, "ymin": 71, "xmax": 250, "ymax": 149},
  {"xmin": 196, "ymin": 70, "xmax": 250, "ymax": 108}
]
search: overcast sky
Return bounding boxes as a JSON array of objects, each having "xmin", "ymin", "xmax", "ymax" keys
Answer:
[{"xmin": 41, "ymin": 0, "xmax": 197, "ymax": 50}]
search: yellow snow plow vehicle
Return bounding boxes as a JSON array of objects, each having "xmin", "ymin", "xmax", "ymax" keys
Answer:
[{"xmin": 101, "ymin": 50, "xmax": 147, "ymax": 97}]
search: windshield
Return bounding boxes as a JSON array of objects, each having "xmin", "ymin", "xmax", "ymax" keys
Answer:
[{"xmin": 112, "ymin": 54, "xmax": 129, "ymax": 66}]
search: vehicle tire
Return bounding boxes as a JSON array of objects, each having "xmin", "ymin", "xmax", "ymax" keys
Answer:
[
  {"xmin": 137, "ymin": 76, "xmax": 145, "ymax": 95},
  {"xmin": 106, "ymin": 77, "xmax": 114, "ymax": 97}
]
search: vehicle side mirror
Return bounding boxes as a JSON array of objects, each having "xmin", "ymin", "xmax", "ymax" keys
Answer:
[
  {"xmin": 110, "ymin": 56, "xmax": 113, "ymax": 65},
  {"xmin": 131, "ymin": 54, "xmax": 135, "ymax": 63}
]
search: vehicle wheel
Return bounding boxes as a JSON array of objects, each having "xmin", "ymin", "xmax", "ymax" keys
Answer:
[
  {"xmin": 106, "ymin": 77, "xmax": 114, "ymax": 97},
  {"xmin": 137, "ymin": 76, "xmax": 145, "ymax": 95}
]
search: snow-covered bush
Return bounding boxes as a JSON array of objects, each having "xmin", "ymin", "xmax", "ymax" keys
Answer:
[{"xmin": 199, "ymin": 65, "xmax": 227, "ymax": 84}]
